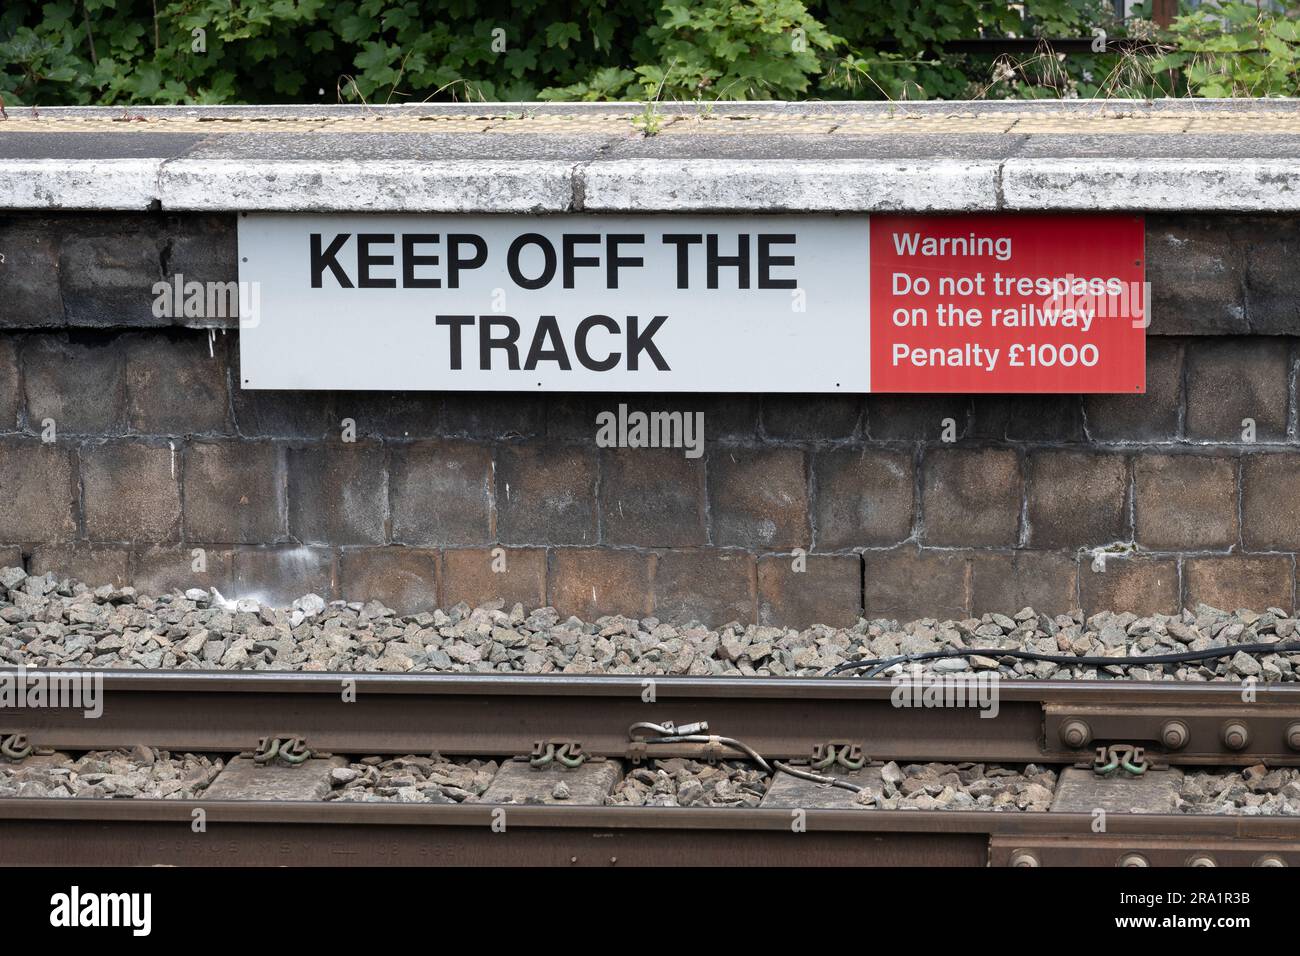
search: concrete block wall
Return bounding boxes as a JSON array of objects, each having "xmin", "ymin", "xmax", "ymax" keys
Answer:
[{"xmin": 2, "ymin": 211, "xmax": 1300, "ymax": 626}]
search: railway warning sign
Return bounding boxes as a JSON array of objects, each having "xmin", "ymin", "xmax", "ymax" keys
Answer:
[
  {"xmin": 237, "ymin": 212, "xmax": 1145, "ymax": 393},
  {"xmin": 869, "ymin": 214, "xmax": 1145, "ymax": 393}
]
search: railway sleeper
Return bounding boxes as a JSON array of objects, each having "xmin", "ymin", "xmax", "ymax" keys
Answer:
[{"xmin": 205, "ymin": 754, "xmax": 347, "ymax": 802}]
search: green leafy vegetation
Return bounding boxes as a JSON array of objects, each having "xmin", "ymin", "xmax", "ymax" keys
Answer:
[
  {"xmin": 1153, "ymin": 1, "xmax": 1300, "ymax": 96},
  {"xmin": 1, "ymin": 1, "xmax": 1296, "ymax": 107}
]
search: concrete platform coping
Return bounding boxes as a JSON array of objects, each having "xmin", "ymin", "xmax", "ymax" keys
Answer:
[{"xmin": 2, "ymin": 100, "xmax": 1298, "ymax": 213}]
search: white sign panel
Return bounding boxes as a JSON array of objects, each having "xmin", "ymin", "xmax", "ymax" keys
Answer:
[{"xmin": 237, "ymin": 214, "xmax": 871, "ymax": 392}]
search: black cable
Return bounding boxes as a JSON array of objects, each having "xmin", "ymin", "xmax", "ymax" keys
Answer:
[
  {"xmin": 631, "ymin": 727, "xmax": 866, "ymax": 793},
  {"xmin": 825, "ymin": 640, "xmax": 1300, "ymax": 679}
]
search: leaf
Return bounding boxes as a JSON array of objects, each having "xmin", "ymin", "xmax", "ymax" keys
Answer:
[
  {"xmin": 1148, "ymin": 53, "xmax": 1189, "ymax": 72},
  {"xmin": 306, "ymin": 30, "xmax": 334, "ymax": 53},
  {"xmin": 354, "ymin": 40, "xmax": 395, "ymax": 73},
  {"xmin": 1273, "ymin": 21, "xmax": 1300, "ymax": 43},
  {"xmin": 503, "ymin": 46, "xmax": 538, "ymax": 78},
  {"xmin": 545, "ymin": 22, "xmax": 581, "ymax": 50},
  {"xmin": 338, "ymin": 14, "xmax": 379, "ymax": 43}
]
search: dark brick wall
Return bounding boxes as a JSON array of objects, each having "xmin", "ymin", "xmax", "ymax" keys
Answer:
[{"xmin": 2, "ymin": 212, "xmax": 1300, "ymax": 626}]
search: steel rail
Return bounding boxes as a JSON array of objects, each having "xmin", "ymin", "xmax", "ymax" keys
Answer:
[
  {"xmin": 0, "ymin": 800, "xmax": 1295, "ymax": 867},
  {"xmin": 3, "ymin": 670, "xmax": 1299, "ymax": 765}
]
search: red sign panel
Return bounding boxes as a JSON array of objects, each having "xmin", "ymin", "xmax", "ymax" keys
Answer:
[{"xmin": 869, "ymin": 214, "xmax": 1145, "ymax": 393}]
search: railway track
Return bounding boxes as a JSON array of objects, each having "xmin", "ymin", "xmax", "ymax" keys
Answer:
[
  {"xmin": 5, "ymin": 671, "xmax": 1300, "ymax": 764},
  {"xmin": 1, "ymin": 671, "xmax": 1299, "ymax": 866}
]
